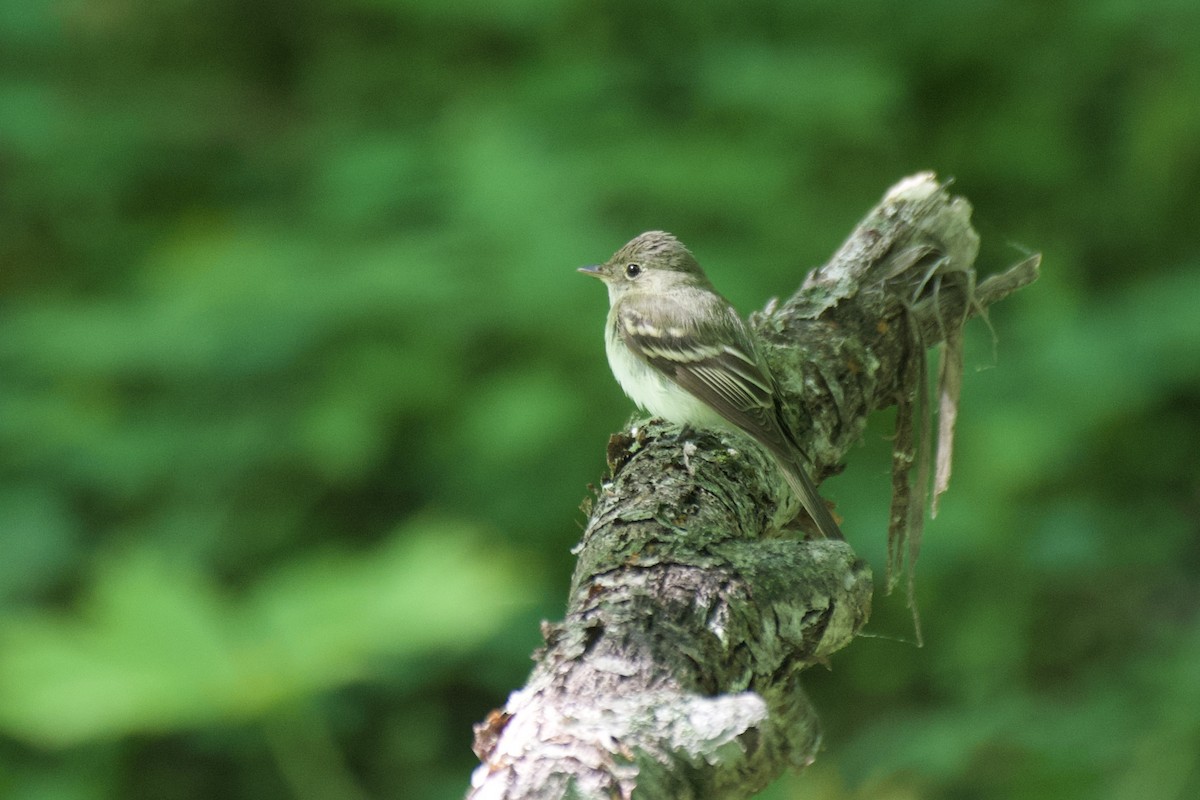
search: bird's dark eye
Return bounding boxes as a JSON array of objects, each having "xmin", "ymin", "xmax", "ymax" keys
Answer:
[{"xmin": 625, "ymin": 263, "xmax": 642, "ymax": 278}]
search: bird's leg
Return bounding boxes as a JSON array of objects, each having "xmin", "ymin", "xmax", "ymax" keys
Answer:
[{"xmin": 671, "ymin": 424, "xmax": 697, "ymax": 444}]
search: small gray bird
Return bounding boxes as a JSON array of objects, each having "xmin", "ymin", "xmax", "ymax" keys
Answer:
[{"xmin": 579, "ymin": 231, "xmax": 843, "ymax": 540}]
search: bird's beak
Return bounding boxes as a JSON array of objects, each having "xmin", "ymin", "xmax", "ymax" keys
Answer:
[{"xmin": 577, "ymin": 264, "xmax": 604, "ymax": 279}]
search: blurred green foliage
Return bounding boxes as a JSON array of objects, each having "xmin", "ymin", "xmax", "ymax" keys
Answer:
[{"xmin": 1, "ymin": 1, "xmax": 1198, "ymax": 798}]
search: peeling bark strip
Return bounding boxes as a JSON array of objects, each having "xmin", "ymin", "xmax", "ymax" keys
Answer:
[{"xmin": 468, "ymin": 174, "xmax": 1039, "ymax": 800}]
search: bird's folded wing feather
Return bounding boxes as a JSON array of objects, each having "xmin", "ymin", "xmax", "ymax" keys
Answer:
[{"xmin": 615, "ymin": 296, "xmax": 791, "ymax": 457}]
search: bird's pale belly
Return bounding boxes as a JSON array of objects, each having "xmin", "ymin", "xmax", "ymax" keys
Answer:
[{"xmin": 605, "ymin": 324, "xmax": 726, "ymax": 430}]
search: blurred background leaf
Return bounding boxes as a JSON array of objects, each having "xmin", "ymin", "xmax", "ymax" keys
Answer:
[
  {"xmin": 0, "ymin": 1, "xmax": 1197, "ymax": 798},
  {"xmin": 0, "ymin": 521, "xmax": 532, "ymax": 747}
]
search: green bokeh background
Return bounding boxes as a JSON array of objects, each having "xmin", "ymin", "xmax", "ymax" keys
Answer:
[{"xmin": 2, "ymin": 1, "xmax": 1198, "ymax": 798}]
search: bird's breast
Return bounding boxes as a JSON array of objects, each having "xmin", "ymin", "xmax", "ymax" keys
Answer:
[{"xmin": 604, "ymin": 314, "xmax": 725, "ymax": 428}]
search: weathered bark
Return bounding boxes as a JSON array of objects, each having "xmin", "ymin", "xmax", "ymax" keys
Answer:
[{"xmin": 468, "ymin": 173, "xmax": 1039, "ymax": 800}]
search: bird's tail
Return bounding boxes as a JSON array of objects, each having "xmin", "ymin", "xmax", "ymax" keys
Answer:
[{"xmin": 776, "ymin": 453, "xmax": 844, "ymax": 540}]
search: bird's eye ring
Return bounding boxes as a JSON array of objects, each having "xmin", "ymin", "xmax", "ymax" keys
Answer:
[{"xmin": 625, "ymin": 263, "xmax": 642, "ymax": 278}]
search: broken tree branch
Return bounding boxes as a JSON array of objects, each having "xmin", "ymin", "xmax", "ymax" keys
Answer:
[{"xmin": 468, "ymin": 173, "xmax": 1039, "ymax": 800}]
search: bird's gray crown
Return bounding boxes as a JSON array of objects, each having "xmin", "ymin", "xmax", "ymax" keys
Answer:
[{"xmin": 610, "ymin": 231, "xmax": 702, "ymax": 274}]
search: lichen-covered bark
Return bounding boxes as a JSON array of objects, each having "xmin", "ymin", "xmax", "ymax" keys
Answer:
[{"xmin": 467, "ymin": 174, "xmax": 1039, "ymax": 800}]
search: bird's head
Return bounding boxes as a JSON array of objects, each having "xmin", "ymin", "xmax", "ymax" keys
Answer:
[{"xmin": 578, "ymin": 231, "xmax": 711, "ymax": 301}]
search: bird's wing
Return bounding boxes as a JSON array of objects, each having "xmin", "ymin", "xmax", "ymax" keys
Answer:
[{"xmin": 615, "ymin": 292, "xmax": 792, "ymax": 456}]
